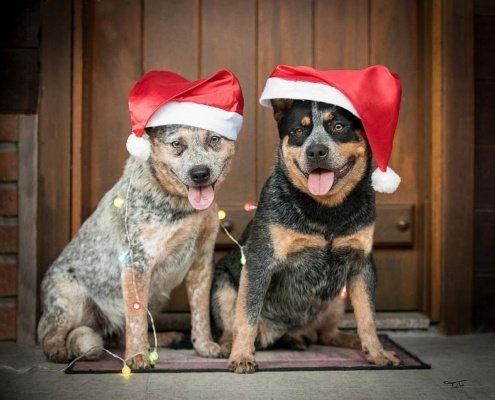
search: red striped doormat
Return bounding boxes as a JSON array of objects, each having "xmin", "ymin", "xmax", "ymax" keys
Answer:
[{"xmin": 66, "ymin": 334, "xmax": 429, "ymax": 373}]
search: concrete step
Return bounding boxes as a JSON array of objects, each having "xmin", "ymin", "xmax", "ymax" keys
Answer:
[{"xmin": 156, "ymin": 311, "xmax": 431, "ymax": 331}]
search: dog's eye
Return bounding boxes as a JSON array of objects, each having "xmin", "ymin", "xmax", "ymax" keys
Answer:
[
  {"xmin": 171, "ymin": 141, "xmax": 182, "ymax": 148},
  {"xmin": 333, "ymin": 123, "xmax": 344, "ymax": 132},
  {"xmin": 210, "ymin": 135, "xmax": 221, "ymax": 144},
  {"xmin": 294, "ymin": 128, "xmax": 303, "ymax": 136}
]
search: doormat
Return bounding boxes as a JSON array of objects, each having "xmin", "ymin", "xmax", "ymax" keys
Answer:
[{"xmin": 66, "ymin": 334, "xmax": 430, "ymax": 373}]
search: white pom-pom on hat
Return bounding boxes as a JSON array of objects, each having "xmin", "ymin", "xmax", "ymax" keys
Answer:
[
  {"xmin": 126, "ymin": 132, "xmax": 151, "ymax": 160},
  {"xmin": 371, "ymin": 167, "xmax": 401, "ymax": 193}
]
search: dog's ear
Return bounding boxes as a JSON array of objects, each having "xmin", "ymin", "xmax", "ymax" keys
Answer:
[
  {"xmin": 271, "ymin": 99, "xmax": 294, "ymax": 122},
  {"xmin": 145, "ymin": 125, "xmax": 171, "ymax": 139}
]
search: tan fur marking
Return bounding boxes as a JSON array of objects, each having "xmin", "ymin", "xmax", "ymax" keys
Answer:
[
  {"xmin": 228, "ymin": 267, "xmax": 258, "ymax": 372},
  {"xmin": 269, "ymin": 224, "xmax": 326, "ymax": 261},
  {"xmin": 348, "ymin": 274, "xmax": 380, "ymax": 351},
  {"xmin": 332, "ymin": 224, "xmax": 375, "ymax": 255},
  {"xmin": 339, "ymin": 141, "xmax": 367, "ymax": 159},
  {"xmin": 217, "ymin": 284, "xmax": 237, "ymax": 332},
  {"xmin": 281, "ymin": 136, "xmax": 312, "ymax": 194},
  {"xmin": 323, "ymin": 112, "xmax": 334, "ymax": 123},
  {"xmin": 348, "ymin": 274, "xmax": 399, "ymax": 365},
  {"xmin": 150, "ymin": 139, "xmax": 188, "ymax": 198},
  {"xmin": 316, "ymin": 298, "xmax": 361, "ymax": 349},
  {"xmin": 301, "ymin": 116, "xmax": 311, "ymax": 126}
]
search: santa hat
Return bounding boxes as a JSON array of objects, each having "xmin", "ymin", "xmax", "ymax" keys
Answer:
[
  {"xmin": 259, "ymin": 65, "xmax": 402, "ymax": 193},
  {"xmin": 127, "ymin": 69, "xmax": 244, "ymax": 159}
]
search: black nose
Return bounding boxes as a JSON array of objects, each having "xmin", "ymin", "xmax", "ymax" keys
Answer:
[
  {"xmin": 306, "ymin": 144, "xmax": 328, "ymax": 162},
  {"xmin": 189, "ymin": 165, "xmax": 211, "ymax": 184}
]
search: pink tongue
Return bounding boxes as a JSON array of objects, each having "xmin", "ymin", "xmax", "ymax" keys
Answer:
[
  {"xmin": 187, "ymin": 185, "xmax": 215, "ymax": 210},
  {"xmin": 307, "ymin": 169, "xmax": 335, "ymax": 196}
]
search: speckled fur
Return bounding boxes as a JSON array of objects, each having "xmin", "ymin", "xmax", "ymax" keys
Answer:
[
  {"xmin": 211, "ymin": 101, "xmax": 401, "ymax": 373},
  {"xmin": 38, "ymin": 125, "xmax": 234, "ymax": 369}
]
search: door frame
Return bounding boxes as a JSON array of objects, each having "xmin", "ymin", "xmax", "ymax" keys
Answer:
[{"xmin": 21, "ymin": 0, "xmax": 473, "ymax": 344}]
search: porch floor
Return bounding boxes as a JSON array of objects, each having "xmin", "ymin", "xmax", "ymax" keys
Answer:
[{"xmin": 0, "ymin": 329, "xmax": 494, "ymax": 400}]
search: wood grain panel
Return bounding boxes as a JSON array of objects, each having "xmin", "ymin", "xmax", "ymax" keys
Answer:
[
  {"xmin": 0, "ymin": 115, "xmax": 19, "ymax": 141},
  {"xmin": 85, "ymin": 0, "xmax": 142, "ymax": 215},
  {"xmin": 201, "ymin": 0, "xmax": 257, "ymax": 205},
  {"xmin": 0, "ymin": 263, "xmax": 17, "ymax": 296},
  {"xmin": 256, "ymin": 0, "xmax": 313, "ymax": 191},
  {"xmin": 0, "ymin": 185, "xmax": 17, "ymax": 215},
  {"xmin": 374, "ymin": 250, "xmax": 419, "ymax": 310},
  {"xmin": 38, "ymin": 0, "xmax": 72, "ymax": 279},
  {"xmin": 371, "ymin": 0, "xmax": 419, "ymax": 204},
  {"xmin": 143, "ymin": 0, "xmax": 200, "ymax": 79},
  {"xmin": 440, "ymin": 0, "xmax": 474, "ymax": 334},
  {"xmin": 314, "ymin": 0, "xmax": 369, "ymax": 69}
]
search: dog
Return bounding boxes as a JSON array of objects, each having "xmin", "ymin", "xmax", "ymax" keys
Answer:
[
  {"xmin": 38, "ymin": 124, "xmax": 235, "ymax": 369},
  {"xmin": 211, "ymin": 99, "xmax": 402, "ymax": 373}
]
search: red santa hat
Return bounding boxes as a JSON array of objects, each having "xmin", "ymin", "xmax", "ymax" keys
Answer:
[
  {"xmin": 127, "ymin": 69, "xmax": 244, "ymax": 159},
  {"xmin": 259, "ymin": 65, "xmax": 402, "ymax": 193}
]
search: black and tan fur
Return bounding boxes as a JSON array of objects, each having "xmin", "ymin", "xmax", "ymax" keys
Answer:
[
  {"xmin": 211, "ymin": 100, "xmax": 401, "ymax": 373},
  {"xmin": 38, "ymin": 125, "xmax": 234, "ymax": 369}
]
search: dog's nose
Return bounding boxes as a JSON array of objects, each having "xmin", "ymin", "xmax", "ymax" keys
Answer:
[
  {"xmin": 189, "ymin": 165, "xmax": 211, "ymax": 184},
  {"xmin": 306, "ymin": 144, "xmax": 328, "ymax": 162}
]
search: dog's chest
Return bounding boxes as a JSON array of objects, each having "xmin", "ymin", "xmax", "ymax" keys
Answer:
[
  {"xmin": 262, "ymin": 246, "xmax": 348, "ymax": 326},
  {"xmin": 140, "ymin": 217, "xmax": 204, "ymax": 299}
]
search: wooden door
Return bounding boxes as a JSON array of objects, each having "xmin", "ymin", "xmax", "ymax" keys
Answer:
[{"xmin": 77, "ymin": 0, "xmax": 427, "ymax": 312}]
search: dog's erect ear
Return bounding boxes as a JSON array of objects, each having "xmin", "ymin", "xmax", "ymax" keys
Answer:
[
  {"xmin": 145, "ymin": 125, "xmax": 173, "ymax": 138},
  {"xmin": 144, "ymin": 126, "xmax": 160, "ymax": 138},
  {"xmin": 271, "ymin": 99, "xmax": 294, "ymax": 122}
]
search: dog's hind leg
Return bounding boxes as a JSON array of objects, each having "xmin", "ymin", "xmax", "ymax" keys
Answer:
[
  {"xmin": 149, "ymin": 331, "xmax": 185, "ymax": 347},
  {"xmin": 38, "ymin": 276, "xmax": 89, "ymax": 362},
  {"xmin": 211, "ymin": 282, "xmax": 238, "ymax": 357},
  {"xmin": 317, "ymin": 297, "xmax": 361, "ymax": 349}
]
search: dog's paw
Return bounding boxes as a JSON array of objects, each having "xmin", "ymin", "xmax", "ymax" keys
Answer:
[
  {"xmin": 152, "ymin": 331, "xmax": 185, "ymax": 347},
  {"xmin": 46, "ymin": 346, "xmax": 72, "ymax": 363},
  {"xmin": 126, "ymin": 353, "xmax": 151, "ymax": 370},
  {"xmin": 219, "ymin": 340, "xmax": 232, "ymax": 358},
  {"xmin": 227, "ymin": 353, "xmax": 258, "ymax": 374},
  {"xmin": 193, "ymin": 339, "xmax": 222, "ymax": 358},
  {"xmin": 365, "ymin": 349, "xmax": 402, "ymax": 366}
]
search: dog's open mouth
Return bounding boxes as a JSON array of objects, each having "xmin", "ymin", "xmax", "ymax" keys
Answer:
[
  {"xmin": 305, "ymin": 158, "xmax": 355, "ymax": 196},
  {"xmin": 187, "ymin": 185, "xmax": 215, "ymax": 210}
]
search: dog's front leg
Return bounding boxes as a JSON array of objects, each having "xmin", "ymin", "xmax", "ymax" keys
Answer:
[
  {"xmin": 228, "ymin": 264, "xmax": 272, "ymax": 374},
  {"xmin": 122, "ymin": 265, "xmax": 151, "ymax": 369},
  {"xmin": 347, "ymin": 257, "xmax": 401, "ymax": 366},
  {"xmin": 184, "ymin": 221, "xmax": 221, "ymax": 358}
]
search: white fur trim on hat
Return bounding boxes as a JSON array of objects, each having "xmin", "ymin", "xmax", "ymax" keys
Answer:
[
  {"xmin": 126, "ymin": 133, "xmax": 151, "ymax": 160},
  {"xmin": 147, "ymin": 101, "xmax": 243, "ymax": 140},
  {"xmin": 259, "ymin": 77, "xmax": 360, "ymax": 118},
  {"xmin": 371, "ymin": 167, "xmax": 401, "ymax": 193}
]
